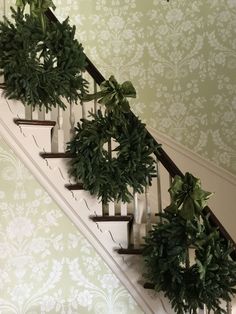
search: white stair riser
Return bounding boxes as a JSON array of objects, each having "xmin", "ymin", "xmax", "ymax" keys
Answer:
[
  {"xmin": 45, "ymin": 158, "xmax": 76, "ymax": 184},
  {"xmin": 97, "ymin": 221, "xmax": 130, "ymax": 249},
  {"xmin": 19, "ymin": 125, "xmax": 54, "ymax": 151},
  {"xmin": 70, "ymin": 190, "xmax": 103, "ymax": 216}
]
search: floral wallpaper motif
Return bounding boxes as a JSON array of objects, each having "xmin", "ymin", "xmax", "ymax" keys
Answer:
[
  {"xmin": 52, "ymin": 0, "xmax": 236, "ymax": 175},
  {"xmin": 0, "ymin": 136, "xmax": 143, "ymax": 314}
]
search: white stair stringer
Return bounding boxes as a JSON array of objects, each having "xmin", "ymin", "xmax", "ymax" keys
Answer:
[{"xmin": 0, "ymin": 93, "xmax": 172, "ymax": 314}]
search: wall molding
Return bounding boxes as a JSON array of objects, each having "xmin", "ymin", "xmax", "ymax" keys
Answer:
[{"xmin": 148, "ymin": 126, "xmax": 236, "ymax": 186}]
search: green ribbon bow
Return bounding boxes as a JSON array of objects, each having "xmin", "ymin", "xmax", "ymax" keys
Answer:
[
  {"xmin": 166, "ymin": 172, "xmax": 213, "ymax": 220},
  {"xmin": 83, "ymin": 75, "xmax": 136, "ymax": 113}
]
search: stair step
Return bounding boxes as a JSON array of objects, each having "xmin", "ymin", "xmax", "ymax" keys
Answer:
[
  {"xmin": 65, "ymin": 183, "xmax": 84, "ymax": 190},
  {"xmin": 90, "ymin": 215, "xmax": 134, "ymax": 222},
  {"xmin": 14, "ymin": 119, "xmax": 56, "ymax": 127},
  {"xmin": 143, "ymin": 283, "xmax": 155, "ymax": 290},
  {"xmin": 40, "ymin": 152, "xmax": 76, "ymax": 159},
  {"xmin": 116, "ymin": 246, "xmax": 143, "ymax": 255}
]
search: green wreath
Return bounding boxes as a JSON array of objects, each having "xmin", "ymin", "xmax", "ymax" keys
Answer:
[
  {"xmin": 67, "ymin": 110, "xmax": 158, "ymax": 204},
  {"xmin": 143, "ymin": 173, "xmax": 236, "ymax": 314},
  {"xmin": 0, "ymin": 8, "xmax": 87, "ymax": 111}
]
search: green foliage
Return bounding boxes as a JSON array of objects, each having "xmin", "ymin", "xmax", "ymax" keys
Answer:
[
  {"xmin": 67, "ymin": 110, "xmax": 159, "ymax": 204},
  {"xmin": 0, "ymin": 9, "xmax": 87, "ymax": 111},
  {"xmin": 143, "ymin": 173, "xmax": 236, "ymax": 314}
]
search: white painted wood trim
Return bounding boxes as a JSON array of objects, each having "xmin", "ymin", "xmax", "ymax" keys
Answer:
[{"xmin": 148, "ymin": 126, "xmax": 236, "ymax": 186}]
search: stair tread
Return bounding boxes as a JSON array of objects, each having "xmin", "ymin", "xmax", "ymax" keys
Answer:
[
  {"xmin": 40, "ymin": 152, "xmax": 76, "ymax": 159},
  {"xmin": 14, "ymin": 119, "xmax": 56, "ymax": 127},
  {"xmin": 65, "ymin": 183, "xmax": 84, "ymax": 190},
  {"xmin": 116, "ymin": 246, "xmax": 143, "ymax": 255},
  {"xmin": 90, "ymin": 214, "xmax": 134, "ymax": 222}
]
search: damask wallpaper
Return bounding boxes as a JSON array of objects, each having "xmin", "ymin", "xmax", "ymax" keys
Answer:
[{"xmin": 0, "ymin": 136, "xmax": 143, "ymax": 313}]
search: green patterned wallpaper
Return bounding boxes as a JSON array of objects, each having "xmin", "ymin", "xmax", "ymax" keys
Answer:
[
  {"xmin": 53, "ymin": 0, "xmax": 236, "ymax": 175},
  {"xmin": 0, "ymin": 135, "xmax": 143, "ymax": 313}
]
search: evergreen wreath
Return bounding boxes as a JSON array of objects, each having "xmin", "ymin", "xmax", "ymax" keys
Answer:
[
  {"xmin": 67, "ymin": 110, "xmax": 158, "ymax": 204},
  {"xmin": 0, "ymin": 8, "xmax": 87, "ymax": 111},
  {"xmin": 143, "ymin": 173, "xmax": 236, "ymax": 314}
]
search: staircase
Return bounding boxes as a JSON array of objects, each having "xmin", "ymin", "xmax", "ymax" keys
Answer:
[
  {"xmin": 0, "ymin": 93, "xmax": 172, "ymax": 314},
  {"xmin": 0, "ymin": 8, "xmax": 236, "ymax": 314}
]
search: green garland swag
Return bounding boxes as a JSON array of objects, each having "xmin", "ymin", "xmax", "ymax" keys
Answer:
[
  {"xmin": 67, "ymin": 110, "xmax": 158, "ymax": 204},
  {"xmin": 0, "ymin": 8, "xmax": 87, "ymax": 111},
  {"xmin": 143, "ymin": 173, "xmax": 236, "ymax": 314}
]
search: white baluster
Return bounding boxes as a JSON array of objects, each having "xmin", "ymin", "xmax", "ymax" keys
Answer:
[
  {"xmin": 227, "ymin": 301, "xmax": 232, "ymax": 314},
  {"xmin": 145, "ymin": 185, "xmax": 152, "ymax": 232},
  {"xmin": 198, "ymin": 306, "xmax": 207, "ymax": 314},
  {"xmin": 44, "ymin": 107, "xmax": 51, "ymax": 121},
  {"xmin": 133, "ymin": 192, "xmax": 140, "ymax": 247},
  {"xmin": 25, "ymin": 104, "xmax": 32, "ymax": 120},
  {"xmin": 169, "ymin": 174, "xmax": 173, "ymax": 202},
  {"xmin": 120, "ymin": 202, "xmax": 127, "ymax": 216},
  {"xmin": 156, "ymin": 160, "xmax": 163, "ymax": 220},
  {"xmin": 133, "ymin": 192, "xmax": 145, "ymax": 248},
  {"xmin": 94, "ymin": 80, "xmax": 98, "ymax": 114},
  {"xmin": 108, "ymin": 202, "xmax": 115, "ymax": 216},
  {"xmin": 57, "ymin": 106, "xmax": 65, "ymax": 152},
  {"xmin": 81, "ymin": 99, "xmax": 86, "ymax": 119},
  {"xmin": 32, "ymin": 107, "xmax": 39, "ymax": 120},
  {"xmin": 69, "ymin": 101, "xmax": 75, "ymax": 139}
]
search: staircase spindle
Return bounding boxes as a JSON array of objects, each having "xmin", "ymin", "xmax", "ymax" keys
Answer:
[
  {"xmin": 108, "ymin": 202, "xmax": 115, "ymax": 216},
  {"xmin": 43, "ymin": 107, "xmax": 51, "ymax": 120},
  {"xmin": 57, "ymin": 106, "xmax": 65, "ymax": 152},
  {"xmin": 198, "ymin": 306, "xmax": 206, "ymax": 314},
  {"xmin": 69, "ymin": 101, "xmax": 75, "ymax": 139},
  {"xmin": 133, "ymin": 192, "xmax": 140, "ymax": 247},
  {"xmin": 169, "ymin": 174, "xmax": 173, "ymax": 201},
  {"xmin": 156, "ymin": 160, "xmax": 163, "ymax": 218},
  {"xmin": 120, "ymin": 202, "xmax": 128, "ymax": 216},
  {"xmin": 81, "ymin": 98, "xmax": 86, "ymax": 119},
  {"xmin": 145, "ymin": 185, "xmax": 152, "ymax": 232},
  {"xmin": 32, "ymin": 108, "xmax": 39, "ymax": 120},
  {"xmin": 25, "ymin": 104, "xmax": 33, "ymax": 120},
  {"xmin": 93, "ymin": 79, "xmax": 98, "ymax": 114},
  {"xmin": 226, "ymin": 301, "xmax": 232, "ymax": 314}
]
